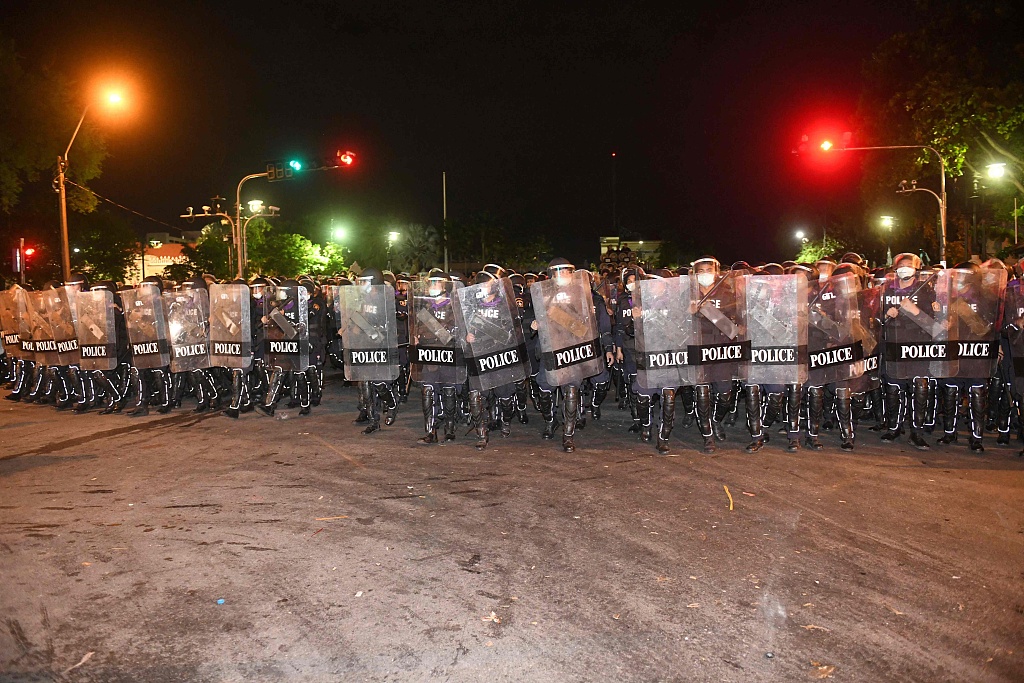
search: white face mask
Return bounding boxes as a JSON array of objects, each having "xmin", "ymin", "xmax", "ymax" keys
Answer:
[
  {"xmin": 896, "ymin": 267, "xmax": 916, "ymax": 281},
  {"xmin": 819, "ymin": 273, "xmax": 829, "ymax": 282},
  {"xmin": 696, "ymin": 273, "xmax": 715, "ymax": 288},
  {"xmin": 625, "ymin": 282, "xmax": 634, "ymax": 292}
]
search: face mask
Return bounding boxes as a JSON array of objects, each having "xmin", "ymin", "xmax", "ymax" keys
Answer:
[
  {"xmin": 697, "ymin": 273, "xmax": 715, "ymax": 288},
  {"xmin": 819, "ymin": 273, "xmax": 829, "ymax": 282},
  {"xmin": 625, "ymin": 282, "xmax": 634, "ymax": 293},
  {"xmin": 896, "ymin": 267, "xmax": 915, "ymax": 280}
]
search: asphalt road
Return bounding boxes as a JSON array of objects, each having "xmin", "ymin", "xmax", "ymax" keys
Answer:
[{"xmin": 1, "ymin": 375, "xmax": 1023, "ymax": 682}]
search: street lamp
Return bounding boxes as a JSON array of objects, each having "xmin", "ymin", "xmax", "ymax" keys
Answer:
[
  {"xmin": 819, "ymin": 141, "xmax": 947, "ymax": 265},
  {"xmin": 987, "ymin": 162, "xmax": 1019, "ymax": 244},
  {"xmin": 880, "ymin": 215, "xmax": 895, "ymax": 265},
  {"xmin": 387, "ymin": 231, "xmax": 400, "ymax": 271},
  {"xmin": 56, "ymin": 89, "xmax": 126, "ymax": 280},
  {"xmin": 795, "ymin": 230, "xmax": 808, "ymax": 244}
]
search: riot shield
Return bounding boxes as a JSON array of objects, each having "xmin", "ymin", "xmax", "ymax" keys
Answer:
[
  {"xmin": 209, "ymin": 284, "xmax": 252, "ymax": 368},
  {"xmin": 263, "ymin": 285, "xmax": 310, "ymax": 371},
  {"xmin": 851, "ymin": 283, "xmax": 883, "ymax": 391},
  {"xmin": 1004, "ymin": 280, "xmax": 1024, "ymax": 395},
  {"xmin": 805, "ymin": 273, "xmax": 863, "ymax": 385},
  {"xmin": 0, "ymin": 289, "xmax": 22, "ymax": 360},
  {"xmin": 634, "ymin": 276, "xmax": 698, "ymax": 389},
  {"xmin": 337, "ymin": 283, "xmax": 399, "ymax": 381},
  {"xmin": 454, "ymin": 277, "xmax": 530, "ymax": 391},
  {"xmin": 44, "ymin": 287, "xmax": 81, "ymax": 366},
  {"xmin": 690, "ymin": 271, "xmax": 749, "ymax": 384},
  {"xmin": 882, "ymin": 271, "xmax": 954, "ymax": 380},
  {"xmin": 745, "ymin": 274, "xmax": 807, "ymax": 386},
  {"xmin": 120, "ymin": 286, "xmax": 171, "ymax": 369},
  {"xmin": 946, "ymin": 266, "xmax": 1005, "ymax": 379},
  {"xmin": 12, "ymin": 287, "xmax": 34, "ymax": 358},
  {"xmin": 409, "ymin": 280, "xmax": 467, "ymax": 385},
  {"xmin": 530, "ymin": 270, "xmax": 605, "ymax": 386},
  {"xmin": 75, "ymin": 290, "xmax": 118, "ymax": 371},
  {"xmin": 28, "ymin": 291, "xmax": 60, "ymax": 365},
  {"xmin": 163, "ymin": 288, "xmax": 211, "ymax": 372}
]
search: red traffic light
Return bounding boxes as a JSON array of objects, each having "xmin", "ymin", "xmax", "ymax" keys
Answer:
[
  {"xmin": 820, "ymin": 140, "xmax": 833, "ymax": 151},
  {"xmin": 23, "ymin": 248, "xmax": 35, "ymax": 256},
  {"xmin": 337, "ymin": 150, "xmax": 356, "ymax": 166}
]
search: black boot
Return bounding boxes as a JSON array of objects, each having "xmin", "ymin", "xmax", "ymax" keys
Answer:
[
  {"xmin": 591, "ymin": 381, "xmax": 608, "ymax": 420},
  {"xmin": 126, "ymin": 367, "xmax": 150, "ymax": 417},
  {"xmin": 470, "ymin": 389, "xmax": 487, "ymax": 450},
  {"xmin": 657, "ymin": 388, "xmax": 675, "ymax": 454},
  {"xmin": 969, "ymin": 384, "xmax": 988, "ymax": 452},
  {"xmin": 786, "ymin": 384, "xmax": 801, "ymax": 451},
  {"xmin": 679, "ymin": 386, "xmax": 695, "ymax": 428},
  {"xmin": 153, "ymin": 370, "xmax": 172, "ymax": 414},
  {"xmin": 636, "ymin": 394, "xmax": 653, "ymax": 442},
  {"xmin": 562, "ymin": 385, "xmax": 580, "ymax": 452},
  {"xmin": 745, "ymin": 384, "xmax": 765, "ymax": 453},
  {"xmin": 192, "ymin": 370, "xmax": 210, "ymax": 413},
  {"xmin": 440, "ymin": 386, "xmax": 457, "ymax": 441},
  {"xmin": 296, "ymin": 372, "xmax": 311, "ymax": 416},
  {"xmin": 763, "ymin": 391, "xmax": 783, "ymax": 433},
  {"xmin": 539, "ymin": 389, "xmax": 556, "ymax": 439},
  {"xmin": 515, "ymin": 380, "xmax": 530, "ymax": 423},
  {"xmin": 256, "ymin": 370, "xmax": 283, "ymax": 417},
  {"xmin": 937, "ymin": 384, "xmax": 959, "ymax": 445},
  {"xmin": 996, "ymin": 382, "xmax": 1012, "ymax": 445},
  {"xmin": 836, "ymin": 387, "xmax": 854, "ymax": 451},
  {"xmin": 361, "ymin": 382, "xmax": 380, "ymax": 434},
  {"xmin": 712, "ymin": 388, "xmax": 732, "ymax": 441},
  {"xmin": 419, "ymin": 384, "xmax": 438, "ymax": 443},
  {"xmin": 224, "ymin": 369, "xmax": 244, "ymax": 419},
  {"xmin": 804, "ymin": 385, "xmax": 824, "ymax": 450},
  {"xmin": 908, "ymin": 377, "xmax": 931, "ymax": 450},
  {"xmin": 880, "ymin": 384, "xmax": 904, "ymax": 442},
  {"xmin": 498, "ymin": 397, "xmax": 513, "ymax": 437},
  {"xmin": 867, "ymin": 386, "xmax": 886, "ymax": 431},
  {"xmin": 986, "ymin": 376, "xmax": 1000, "ymax": 432},
  {"xmin": 627, "ymin": 391, "xmax": 641, "ymax": 433},
  {"xmin": 695, "ymin": 384, "xmax": 715, "ymax": 453}
]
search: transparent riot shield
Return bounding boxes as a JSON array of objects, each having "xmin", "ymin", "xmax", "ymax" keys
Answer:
[
  {"xmin": 28, "ymin": 291, "xmax": 60, "ymax": 365},
  {"xmin": 634, "ymin": 276, "xmax": 698, "ymax": 389},
  {"xmin": 44, "ymin": 287, "xmax": 81, "ymax": 366},
  {"xmin": 850, "ymin": 283, "xmax": 883, "ymax": 392},
  {"xmin": 454, "ymin": 277, "xmax": 530, "ymax": 391},
  {"xmin": 409, "ymin": 280, "xmax": 467, "ymax": 385},
  {"xmin": 13, "ymin": 287, "xmax": 34, "ymax": 358},
  {"xmin": 163, "ymin": 288, "xmax": 212, "ymax": 372},
  {"xmin": 805, "ymin": 273, "xmax": 863, "ymax": 385},
  {"xmin": 745, "ymin": 274, "xmax": 807, "ymax": 386},
  {"xmin": 263, "ymin": 285, "xmax": 310, "ymax": 372},
  {"xmin": 946, "ymin": 266, "xmax": 1005, "ymax": 380},
  {"xmin": 337, "ymin": 283, "xmax": 399, "ymax": 381},
  {"xmin": 882, "ymin": 270, "xmax": 954, "ymax": 380},
  {"xmin": 690, "ymin": 271, "xmax": 749, "ymax": 384},
  {"xmin": 120, "ymin": 286, "xmax": 171, "ymax": 369},
  {"xmin": 531, "ymin": 270, "xmax": 605, "ymax": 386},
  {"xmin": 0, "ymin": 289, "xmax": 22, "ymax": 360},
  {"xmin": 74, "ymin": 289, "xmax": 117, "ymax": 371},
  {"xmin": 209, "ymin": 284, "xmax": 252, "ymax": 368},
  {"xmin": 1004, "ymin": 280, "xmax": 1024, "ymax": 395}
]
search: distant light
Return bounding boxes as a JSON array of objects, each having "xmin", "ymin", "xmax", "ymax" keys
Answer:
[
  {"xmin": 820, "ymin": 140, "xmax": 833, "ymax": 152},
  {"xmin": 987, "ymin": 163, "xmax": 1006, "ymax": 179},
  {"xmin": 880, "ymin": 215, "xmax": 894, "ymax": 228},
  {"xmin": 333, "ymin": 228, "xmax": 346, "ymax": 241},
  {"xmin": 795, "ymin": 231, "xmax": 805, "ymax": 240},
  {"xmin": 388, "ymin": 231, "xmax": 400, "ymax": 242},
  {"xmin": 73, "ymin": 248, "xmax": 81, "ymax": 253},
  {"xmin": 23, "ymin": 248, "xmax": 35, "ymax": 256},
  {"xmin": 107, "ymin": 92, "xmax": 124, "ymax": 106},
  {"xmin": 338, "ymin": 151, "xmax": 355, "ymax": 166},
  {"xmin": 289, "ymin": 160, "xmax": 302, "ymax": 171},
  {"xmin": 611, "ymin": 152, "xmax": 617, "ymax": 157},
  {"xmin": 247, "ymin": 199, "xmax": 264, "ymax": 214},
  {"xmin": 638, "ymin": 241, "xmax": 643, "ymax": 246}
]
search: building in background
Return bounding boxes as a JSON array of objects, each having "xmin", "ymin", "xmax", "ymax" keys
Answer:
[
  {"xmin": 124, "ymin": 231, "xmax": 200, "ymax": 284},
  {"xmin": 598, "ymin": 236, "xmax": 662, "ymax": 273}
]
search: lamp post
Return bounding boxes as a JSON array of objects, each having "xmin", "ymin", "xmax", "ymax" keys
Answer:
[
  {"xmin": 387, "ymin": 231, "xmax": 400, "ymax": 271},
  {"xmin": 56, "ymin": 91, "xmax": 124, "ymax": 281},
  {"xmin": 182, "ymin": 199, "xmax": 278, "ymax": 278},
  {"xmin": 880, "ymin": 215, "xmax": 895, "ymax": 266},
  {"xmin": 821, "ymin": 142, "xmax": 947, "ymax": 266},
  {"xmin": 987, "ymin": 162, "xmax": 1019, "ymax": 245},
  {"xmin": 795, "ymin": 230, "xmax": 808, "ymax": 244}
]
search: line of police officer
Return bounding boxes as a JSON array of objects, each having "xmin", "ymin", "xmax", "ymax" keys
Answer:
[{"xmin": 2, "ymin": 251, "xmax": 1021, "ymax": 457}]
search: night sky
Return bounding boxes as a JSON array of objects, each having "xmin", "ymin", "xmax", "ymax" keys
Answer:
[{"xmin": 2, "ymin": 0, "xmax": 905, "ymax": 266}]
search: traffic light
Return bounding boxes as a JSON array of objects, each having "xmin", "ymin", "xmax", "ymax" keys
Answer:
[
  {"xmin": 23, "ymin": 248, "xmax": 35, "ymax": 257},
  {"xmin": 266, "ymin": 150, "xmax": 356, "ymax": 181}
]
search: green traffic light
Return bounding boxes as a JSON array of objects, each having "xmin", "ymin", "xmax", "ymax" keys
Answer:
[{"xmin": 289, "ymin": 160, "xmax": 302, "ymax": 171}]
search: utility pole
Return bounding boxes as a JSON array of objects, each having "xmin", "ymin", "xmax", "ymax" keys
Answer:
[{"xmin": 442, "ymin": 171, "xmax": 449, "ymax": 272}]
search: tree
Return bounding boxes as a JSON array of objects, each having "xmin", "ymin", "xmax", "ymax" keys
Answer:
[
  {"xmin": 174, "ymin": 222, "xmax": 234, "ymax": 281},
  {"xmin": 68, "ymin": 210, "xmax": 139, "ymax": 282},
  {"xmin": 392, "ymin": 224, "xmax": 440, "ymax": 273},
  {"xmin": 795, "ymin": 235, "xmax": 845, "ymax": 263},
  {"xmin": 0, "ymin": 40, "xmax": 107, "ymax": 215}
]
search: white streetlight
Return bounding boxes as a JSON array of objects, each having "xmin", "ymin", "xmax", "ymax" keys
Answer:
[{"xmin": 986, "ymin": 162, "xmax": 1018, "ymax": 244}]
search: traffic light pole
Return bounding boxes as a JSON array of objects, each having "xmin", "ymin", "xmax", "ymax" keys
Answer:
[{"xmin": 56, "ymin": 106, "xmax": 92, "ymax": 283}]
